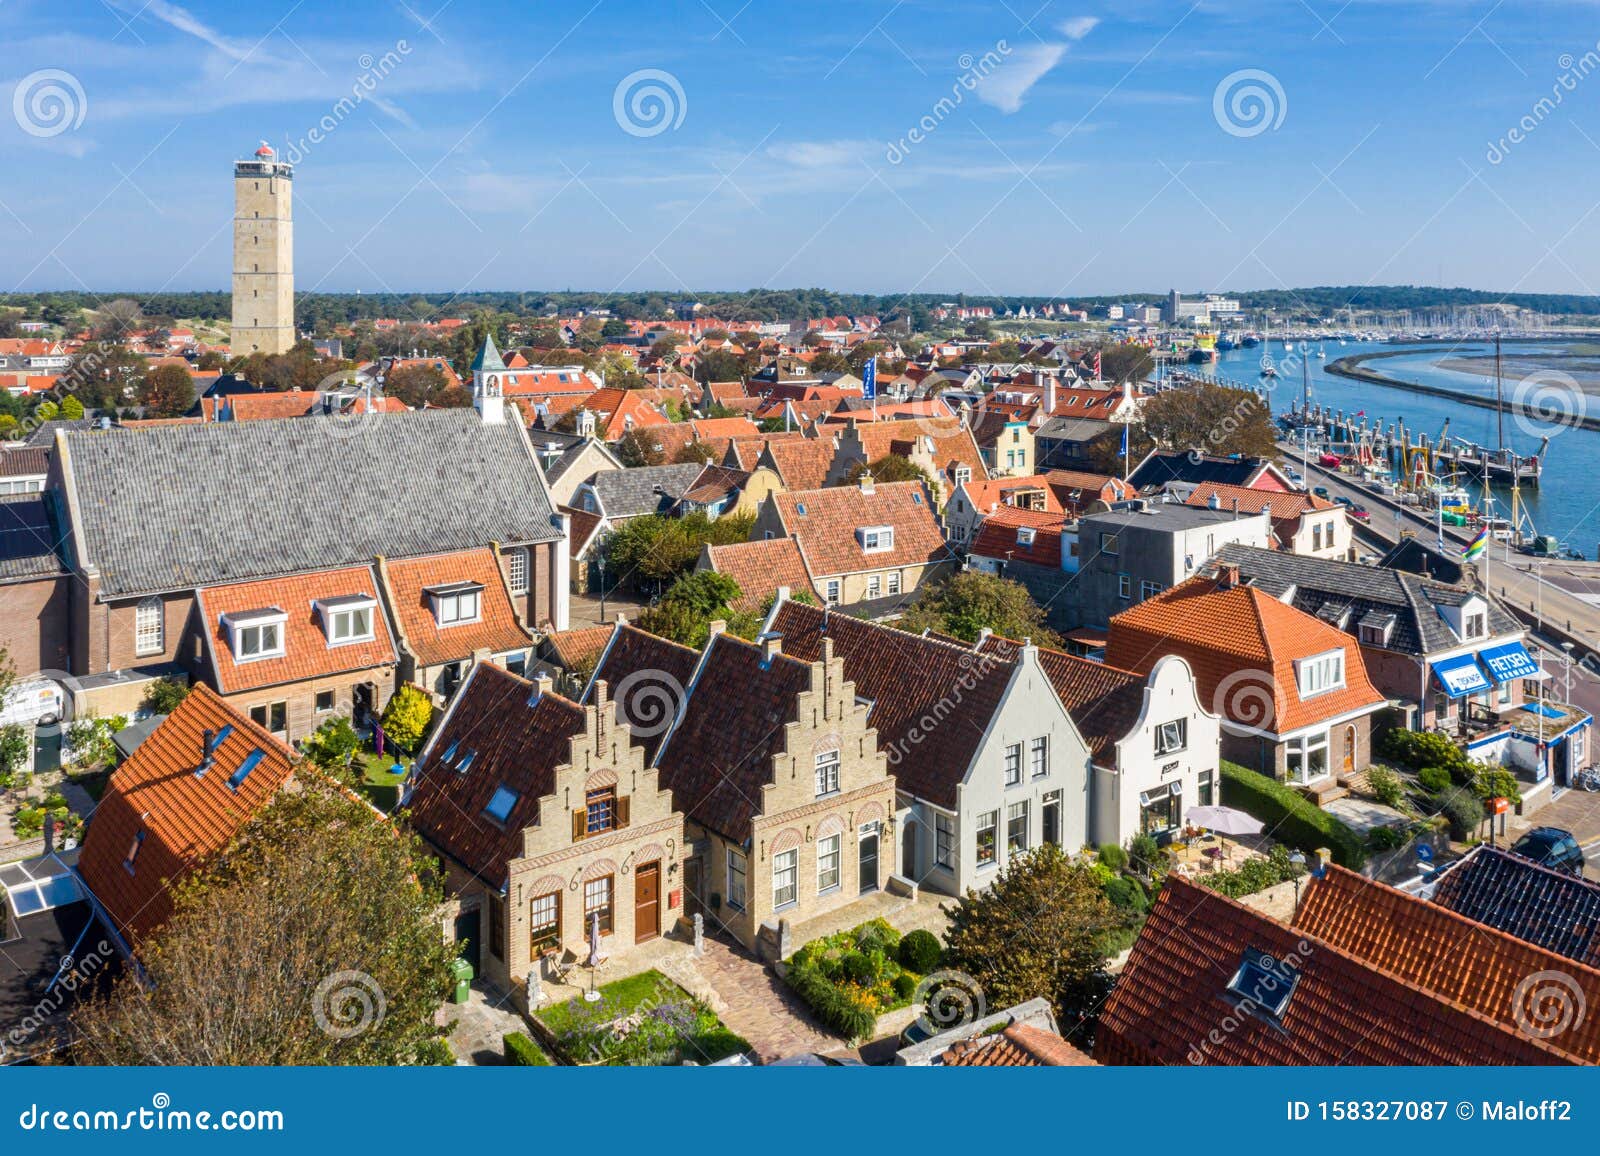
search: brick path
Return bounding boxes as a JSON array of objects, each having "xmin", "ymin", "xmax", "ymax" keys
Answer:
[{"xmin": 688, "ymin": 936, "xmax": 843, "ymax": 1063}]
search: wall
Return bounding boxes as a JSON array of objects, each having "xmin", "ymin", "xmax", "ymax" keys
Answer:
[
  {"xmin": 0, "ymin": 575, "xmax": 71, "ymax": 677},
  {"xmin": 219, "ymin": 667, "xmax": 394, "ymax": 748}
]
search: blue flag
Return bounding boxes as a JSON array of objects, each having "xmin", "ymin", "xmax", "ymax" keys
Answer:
[
  {"xmin": 1119, "ymin": 423, "xmax": 1129, "ymax": 456},
  {"xmin": 862, "ymin": 356, "xmax": 876, "ymax": 399}
]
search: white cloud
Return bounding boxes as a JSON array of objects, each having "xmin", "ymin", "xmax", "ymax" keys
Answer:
[
  {"xmin": 973, "ymin": 42, "xmax": 1068, "ymax": 113},
  {"xmin": 766, "ymin": 140, "xmax": 870, "ymax": 168},
  {"xmin": 112, "ymin": 0, "xmax": 260, "ymax": 62},
  {"xmin": 1058, "ymin": 16, "xmax": 1100, "ymax": 41}
]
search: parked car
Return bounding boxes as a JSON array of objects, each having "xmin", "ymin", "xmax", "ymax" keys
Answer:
[
  {"xmin": 1510, "ymin": 827, "xmax": 1584, "ymax": 876},
  {"xmin": 1333, "ymin": 495, "xmax": 1352, "ymax": 507},
  {"xmin": 1313, "ymin": 486, "xmax": 1331, "ymax": 500},
  {"xmin": 1349, "ymin": 506, "xmax": 1371, "ymax": 522}
]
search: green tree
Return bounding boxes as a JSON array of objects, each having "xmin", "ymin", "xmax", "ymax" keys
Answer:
[
  {"xmin": 636, "ymin": 571, "xmax": 743, "ymax": 648},
  {"xmin": 900, "ymin": 571, "xmax": 1061, "ymax": 648},
  {"xmin": 59, "ymin": 394, "xmax": 85, "ymax": 420},
  {"xmin": 943, "ymin": 843, "xmax": 1122, "ymax": 1042},
  {"xmin": 33, "ymin": 400, "xmax": 58, "ymax": 421},
  {"xmin": 303, "ymin": 715, "xmax": 362, "ymax": 772},
  {"xmin": 142, "ymin": 676, "xmax": 190, "ymax": 715},
  {"xmin": 1097, "ymin": 342, "xmax": 1153, "ymax": 385},
  {"xmin": 380, "ymin": 684, "xmax": 434, "ymax": 754},
  {"xmin": 615, "ymin": 427, "xmax": 666, "ymax": 467},
  {"xmin": 72, "ymin": 773, "xmax": 454, "ymax": 1065},
  {"xmin": 138, "ymin": 364, "xmax": 197, "ymax": 417},
  {"xmin": 1136, "ymin": 382, "xmax": 1279, "ymax": 461},
  {"xmin": 839, "ymin": 455, "xmax": 930, "ymax": 486}
]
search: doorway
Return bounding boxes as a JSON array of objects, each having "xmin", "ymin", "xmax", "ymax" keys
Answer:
[
  {"xmin": 1342, "ymin": 725, "xmax": 1357, "ymax": 776},
  {"xmin": 633, "ymin": 861, "xmax": 661, "ymax": 944},
  {"xmin": 683, "ymin": 857, "xmax": 704, "ymax": 921},
  {"xmin": 859, "ymin": 823, "xmax": 880, "ymax": 894},
  {"xmin": 454, "ymin": 908, "xmax": 480, "ymax": 974},
  {"xmin": 900, "ymin": 820, "xmax": 916, "ymax": 878},
  {"xmin": 352, "ymin": 682, "xmax": 375, "ymax": 729}
]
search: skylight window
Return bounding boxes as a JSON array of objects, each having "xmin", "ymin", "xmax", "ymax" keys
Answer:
[
  {"xmin": 456, "ymin": 749, "xmax": 476, "ymax": 774},
  {"xmin": 439, "ymin": 740, "xmax": 460, "ymax": 765},
  {"xmin": 229, "ymin": 749, "xmax": 266, "ymax": 790},
  {"xmin": 1225, "ymin": 947, "xmax": 1300, "ymax": 1020},
  {"xmin": 484, "ymin": 784, "xmax": 519, "ymax": 824}
]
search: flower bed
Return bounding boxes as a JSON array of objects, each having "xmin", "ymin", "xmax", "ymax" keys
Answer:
[
  {"xmin": 783, "ymin": 918, "xmax": 932, "ymax": 1043},
  {"xmin": 535, "ymin": 970, "xmax": 748, "ymax": 1066}
]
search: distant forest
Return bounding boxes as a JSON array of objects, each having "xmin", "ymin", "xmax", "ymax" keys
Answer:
[{"xmin": 4, "ymin": 284, "xmax": 1600, "ymax": 327}]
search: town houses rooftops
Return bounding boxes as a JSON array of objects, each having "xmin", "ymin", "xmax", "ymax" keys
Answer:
[
  {"xmin": 1429, "ymin": 845, "xmax": 1600, "ymax": 968},
  {"xmin": 758, "ymin": 436, "xmax": 839, "ymax": 492},
  {"xmin": 1181, "ymin": 480, "xmax": 1337, "ymax": 522},
  {"xmin": 197, "ymin": 566, "xmax": 398, "ymax": 695},
  {"xmin": 700, "ymin": 536, "xmax": 818, "ymax": 612},
  {"xmin": 767, "ymin": 600, "xmax": 1017, "ymax": 808},
  {"xmin": 767, "ymin": 479, "xmax": 951, "ymax": 580},
  {"xmin": 76, "ymin": 685, "xmax": 295, "ymax": 943},
  {"xmin": 1106, "ymin": 571, "xmax": 1385, "ymax": 736},
  {"xmin": 381, "ymin": 548, "xmax": 532, "ymax": 669},
  {"xmin": 1294, "ymin": 864, "xmax": 1600, "ymax": 1065},
  {"xmin": 1095, "ymin": 875, "xmax": 1568, "ymax": 1066},
  {"xmin": 1127, "ymin": 450, "xmax": 1289, "ymax": 493},
  {"xmin": 583, "ymin": 623, "xmax": 704, "ymax": 764},
  {"xmin": 405, "ymin": 663, "xmax": 589, "ymax": 891},
  {"xmin": 58, "ymin": 409, "xmax": 561, "ymax": 598}
]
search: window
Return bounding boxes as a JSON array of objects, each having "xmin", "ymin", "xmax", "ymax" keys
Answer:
[
  {"xmin": 976, "ymin": 810, "xmax": 999, "ymax": 867},
  {"xmin": 1286, "ymin": 730, "xmax": 1330, "ymax": 784},
  {"xmin": 135, "ymin": 597, "xmax": 164, "ymax": 656},
  {"xmin": 1296, "ymin": 651, "xmax": 1345, "ymax": 697},
  {"xmin": 1118, "ymin": 574, "xmax": 1132, "ymax": 600},
  {"xmin": 1004, "ymin": 742, "xmax": 1023, "ymax": 786},
  {"xmin": 1042, "ymin": 791, "xmax": 1062, "ymax": 845},
  {"xmin": 886, "ymin": 570, "xmax": 902, "ymax": 595},
  {"xmin": 935, "ymin": 813, "xmax": 955, "ymax": 868},
  {"xmin": 488, "ymin": 897, "xmax": 505, "ymax": 961},
  {"xmin": 814, "ymin": 749, "xmax": 841, "ymax": 797},
  {"xmin": 1007, "ymin": 801, "xmax": 1029, "ymax": 855},
  {"xmin": 1155, "ymin": 719, "xmax": 1187, "ymax": 756},
  {"xmin": 327, "ymin": 604, "xmax": 373, "ymax": 644},
  {"xmin": 727, "ymin": 849, "xmax": 748, "ymax": 911},
  {"xmin": 817, "ymin": 834, "xmax": 841, "ymax": 893},
  {"xmin": 1198, "ymin": 767, "xmax": 1215, "ymax": 807},
  {"xmin": 1099, "ymin": 531, "xmax": 1120, "ymax": 555},
  {"xmin": 315, "ymin": 690, "xmax": 335, "ymax": 713},
  {"xmin": 585, "ymin": 787, "xmax": 617, "ymax": 835},
  {"xmin": 955, "ymin": 466, "xmax": 972, "ymax": 484},
  {"xmin": 429, "ymin": 583, "xmax": 482, "ymax": 626},
  {"xmin": 866, "ymin": 574, "xmax": 882, "ymax": 599},
  {"xmin": 1017, "ymin": 526, "xmax": 1036, "ymax": 547},
  {"xmin": 583, "ymin": 876, "xmax": 613, "ymax": 935},
  {"xmin": 1312, "ymin": 523, "xmax": 1323, "ymax": 551},
  {"xmin": 1141, "ymin": 580, "xmax": 1163, "ymax": 600},
  {"xmin": 825, "ymin": 579, "xmax": 841, "ymax": 605},
  {"xmin": 484, "ymin": 784, "xmax": 519, "ymax": 824},
  {"xmin": 228, "ymin": 749, "xmax": 265, "ymax": 790},
  {"xmin": 507, "ymin": 548, "xmax": 529, "ymax": 595},
  {"xmin": 1030, "ymin": 736, "xmax": 1049, "ymax": 778},
  {"xmin": 235, "ymin": 618, "xmax": 282, "ymax": 659},
  {"xmin": 859, "ymin": 526, "xmax": 895, "ymax": 553},
  {"xmin": 773, "ymin": 848, "xmax": 799, "ymax": 909},
  {"xmin": 249, "ymin": 701, "xmax": 287, "ymax": 734},
  {"xmin": 1464, "ymin": 611, "xmax": 1486, "ymax": 638},
  {"xmin": 530, "ymin": 892, "xmax": 560, "ymax": 956},
  {"xmin": 1140, "ymin": 786, "xmax": 1180, "ymax": 834}
]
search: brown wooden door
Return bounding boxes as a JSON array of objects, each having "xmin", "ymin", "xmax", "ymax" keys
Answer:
[{"xmin": 634, "ymin": 861, "xmax": 660, "ymax": 944}]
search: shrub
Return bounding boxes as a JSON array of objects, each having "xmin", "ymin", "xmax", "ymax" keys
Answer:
[
  {"xmin": 1417, "ymin": 765, "xmax": 1451, "ymax": 793},
  {"xmin": 1365, "ymin": 765, "xmax": 1404, "ymax": 808},
  {"xmin": 142, "ymin": 677, "xmax": 190, "ymax": 715},
  {"xmin": 1196, "ymin": 845, "xmax": 1303, "ymax": 899},
  {"xmin": 503, "ymin": 1032, "xmax": 550, "ymax": 1066},
  {"xmin": 852, "ymin": 917, "xmax": 900, "ymax": 957},
  {"xmin": 838, "ymin": 950, "xmax": 875, "ymax": 986},
  {"xmin": 1103, "ymin": 875, "xmax": 1150, "ymax": 912},
  {"xmin": 1127, "ymin": 832, "xmax": 1161, "ymax": 873},
  {"xmin": 0, "ymin": 724, "xmax": 28, "ymax": 787},
  {"xmin": 1219, "ymin": 762, "xmax": 1366, "ymax": 867},
  {"xmin": 1097, "ymin": 843, "xmax": 1128, "ymax": 872},
  {"xmin": 1437, "ymin": 786, "xmax": 1486, "ymax": 840},
  {"xmin": 1366, "ymin": 825, "xmax": 1409, "ymax": 852},
  {"xmin": 380, "ymin": 684, "xmax": 434, "ymax": 754},
  {"xmin": 892, "ymin": 972, "xmax": 918, "ymax": 1000},
  {"xmin": 1469, "ymin": 762, "xmax": 1522, "ymax": 806},
  {"xmin": 1381, "ymin": 730, "xmax": 1470, "ymax": 779},
  {"xmin": 898, "ymin": 929, "xmax": 943, "ymax": 974},
  {"xmin": 785, "ymin": 966, "xmax": 877, "ymax": 1041},
  {"xmin": 302, "ymin": 715, "xmax": 361, "ymax": 771}
]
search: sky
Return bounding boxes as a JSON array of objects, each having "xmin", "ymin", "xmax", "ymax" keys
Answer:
[{"xmin": 5, "ymin": 0, "xmax": 1600, "ymax": 300}]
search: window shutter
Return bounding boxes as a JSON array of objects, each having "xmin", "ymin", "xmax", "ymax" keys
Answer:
[
  {"xmin": 616, "ymin": 796, "xmax": 631, "ymax": 830},
  {"xmin": 572, "ymin": 809, "xmax": 585, "ymax": 842}
]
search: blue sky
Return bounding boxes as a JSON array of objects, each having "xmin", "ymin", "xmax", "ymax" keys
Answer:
[{"xmin": 4, "ymin": 0, "xmax": 1599, "ymax": 299}]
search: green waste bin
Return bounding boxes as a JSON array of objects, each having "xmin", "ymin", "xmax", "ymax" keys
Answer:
[{"xmin": 450, "ymin": 957, "xmax": 474, "ymax": 1004}]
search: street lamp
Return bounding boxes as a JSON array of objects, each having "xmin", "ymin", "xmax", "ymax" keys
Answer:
[
  {"xmin": 1563, "ymin": 641, "xmax": 1575, "ymax": 706},
  {"xmin": 598, "ymin": 558, "xmax": 608, "ymax": 625},
  {"xmin": 1288, "ymin": 850, "xmax": 1307, "ymax": 908}
]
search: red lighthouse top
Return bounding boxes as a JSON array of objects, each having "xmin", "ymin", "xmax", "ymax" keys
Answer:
[{"xmin": 255, "ymin": 141, "xmax": 275, "ymax": 158}]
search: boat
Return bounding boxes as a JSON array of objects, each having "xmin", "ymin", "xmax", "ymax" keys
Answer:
[
  {"xmin": 1259, "ymin": 318, "xmax": 1278, "ymax": 377},
  {"xmin": 1316, "ymin": 343, "xmax": 1326, "ymax": 359}
]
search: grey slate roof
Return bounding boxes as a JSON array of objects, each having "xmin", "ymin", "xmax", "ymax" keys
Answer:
[
  {"xmin": 587, "ymin": 463, "xmax": 707, "ymax": 520},
  {"xmin": 526, "ymin": 429, "xmax": 615, "ymax": 486},
  {"xmin": 1431, "ymin": 845, "xmax": 1600, "ymax": 968},
  {"xmin": 20, "ymin": 420, "xmax": 98, "ymax": 449},
  {"xmin": 1207, "ymin": 542, "xmax": 1520, "ymax": 657},
  {"xmin": 0, "ymin": 495, "xmax": 68, "ymax": 582},
  {"xmin": 61, "ymin": 408, "xmax": 561, "ymax": 598},
  {"xmin": 1127, "ymin": 451, "xmax": 1263, "ymax": 492}
]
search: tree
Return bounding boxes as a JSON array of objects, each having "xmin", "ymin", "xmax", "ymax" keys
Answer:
[
  {"xmin": 59, "ymin": 394, "xmax": 85, "ymax": 420},
  {"xmin": 943, "ymin": 844, "xmax": 1122, "ymax": 1043},
  {"xmin": 142, "ymin": 677, "xmax": 190, "ymax": 715},
  {"xmin": 385, "ymin": 362, "xmax": 450, "ymax": 409},
  {"xmin": 1082, "ymin": 423, "xmax": 1155, "ymax": 475},
  {"xmin": 33, "ymin": 400, "xmax": 58, "ymax": 421},
  {"xmin": 92, "ymin": 298, "xmax": 143, "ymax": 341},
  {"xmin": 380, "ymin": 684, "xmax": 434, "ymax": 754},
  {"xmin": 71, "ymin": 774, "xmax": 454, "ymax": 1065},
  {"xmin": 602, "ymin": 512, "xmax": 755, "ymax": 593},
  {"xmin": 900, "ymin": 571, "xmax": 1061, "ymax": 648},
  {"xmin": 615, "ymin": 427, "xmax": 666, "ymax": 467},
  {"xmin": 1097, "ymin": 343, "xmax": 1154, "ymax": 385},
  {"xmin": 840, "ymin": 454, "xmax": 930, "ymax": 486},
  {"xmin": 636, "ymin": 571, "xmax": 743, "ymax": 648},
  {"xmin": 138, "ymin": 364, "xmax": 196, "ymax": 417},
  {"xmin": 303, "ymin": 715, "xmax": 362, "ymax": 772},
  {"xmin": 1137, "ymin": 382, "xmax": 1279, "ymax": 461}
]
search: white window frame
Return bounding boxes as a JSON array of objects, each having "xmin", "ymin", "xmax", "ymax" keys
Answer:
[
  {"xmin": 1286, "ymin": 729, "xmax": 1330, "ymax": 785},
  {"xmin": 135, "ymin": 597, "xmax": 164, "ymax": 656},
  {"xmin": 975, "ymin": 809, "xmax": 999, "ymax": 867},
  {"xmin": 824, "ymin": 579, "xmax": 841, "ymax": 605},
  {"xmin": 1295, "ymin": 650, "xmax": 1345, "ymax": 698},
  {"xmin": 432, "ymin": 586, "xmax": 482, "ymax": 627},
  {"xmin": 859, "ymin": 525, "xmax": 895, "ymax": 554},
  {"xmin": 865, "ymin": 573, "xmax": 882, "ymax": 599},
  {"xmin": 814, "ymin": 749, "xmax": 841, "ymax": 798},
  {"xmin": 1006, "ymin": 800, "xmax": 1029, "ymax": 856},
  {"xmin": 1004, "ymin": 742, "xmax": 1023, "ymax": 786},
  {"xmin": 507, "ymin": 548, "xmax": 529, "ymax": 596},
  {"xmin": 1155, "ymin": 718, "xmax": 1188, "ymax": 756},
  {"xmin": 225, "ymin": 609, "xmax": 288, "ymax": 662},
  {"xmin": 934, "ymin": 813, "xmax": 955, "ymax": 869},
  {"xmin": 326, "ymin": 602, "xmax": 375, "ymax": 646},
  {"xmin": 886, "ymin": 570, "xmax": 902, "ymax": 595},
  {"xmin": 1140, "ymin": 580, "xmax": 1163, "ymax": 600},
  {"xmin": 817, "ymin": 834, "xmax": 841, "ymax": 894},
  {"xmin": 726, "ymin": 848, "xmax": 747, "ymax": 912},
  {"xmin": 1117, "ymin": 574, "xmax": 1132, "ymax": 599},
  {"xmin": 773, "ymin": 848, "xmax": 799, "ymax": 910}
]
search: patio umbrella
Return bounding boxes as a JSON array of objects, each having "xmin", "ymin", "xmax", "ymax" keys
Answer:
[
  {"xmin": 1185, "ymin": 805, "xmax": 1264, "ymax": 837},
  {"xmin": 586, "ymin": 912, "xmax": 604, "ymax": 967}
]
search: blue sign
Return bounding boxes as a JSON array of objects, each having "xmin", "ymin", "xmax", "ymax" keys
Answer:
[
  {"xmin": 1478, "ymin": 641, "xmax": 1540, "ymax": 683},
  {"xmin": 861, "ymin": 356, "xmax": 876, "ymax": 399},
  {"xmin": 1416, "ymin": 843, "xmax": 1434, "ymax": 862}
]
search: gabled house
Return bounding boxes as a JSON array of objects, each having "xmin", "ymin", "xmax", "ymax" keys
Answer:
[
  {"xmin": 195, "ymin": 565, "xmax": 399, "ymax": 742},
  {"xmin": 944, "ymin": 474, "xmax": 1064, "ymax": 547},
  {"xmin": 379, "ymin": 548, "xmax": 535, "ymax": 701},
  {"xmin": 571, "ymin": 462, "xmax": 707, "ymax": 524},
  {"xmin": 405, "ymin": 663, "xmax": 684, "ymax": 991},
  {"xmin": 1180, "ymin": 482, "xmax": 1350, "ymax": 559},
  {"xmin": 766, "ymin": 599, "xmax": 1092, "ymax": 896},
  {"xmin": 582, "ymin": 622, "xmax": 704, "ymax": 765},
  {"xmin": 697, "ymin": 536, "xmax": 820, "ymax": 612},
  {"xmin": 526, "ymin": 430, "xmax": 624, "ymax": 509}
]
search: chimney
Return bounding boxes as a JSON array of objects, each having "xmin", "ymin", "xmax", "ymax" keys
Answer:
[
  {"xmin": 1044, "ymin": 374, "xmax": 1058, "ymax": 416},
  {"xmin": 1217, "ymin": 562, "xmax": 1241, "ymax": 590},
  {"xmin": 708, "ymin": 619, "xmax": 727, "ymax": 638},
  {"xmin": 533, "ymin": 672, "xmax": 554, "ymax": 700},
  {"xmin": 859, "ymin": 472, "xmax": 875, "ymax": 495},
  {"xmin": 196, "ymin": 728, "xmax": 216, "ymax": 778},
  {"xmin": 1207, "ymin": 492, "xmax": 1220, "ymax": 510},
  {"xmin": 760, "ymin": 632, "xmax": 783, "ymax": 664}
]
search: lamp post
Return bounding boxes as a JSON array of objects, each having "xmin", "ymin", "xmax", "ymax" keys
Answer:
[
  {"xmin": 1563, "ymin": 641, "xmax": 1575, "ymax": 706},
  {"xmin": 598, "ymin": 558, "xmax": 608, "ymax": 625},
  {"xmin": 1289, "ymin": 850, "xmax": 1307, "ymax": 909}
]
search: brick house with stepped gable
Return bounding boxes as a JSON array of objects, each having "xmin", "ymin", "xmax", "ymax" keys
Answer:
[{"xmin": 404, "ymin": 662, "xmax": 684, "ymax": 991}]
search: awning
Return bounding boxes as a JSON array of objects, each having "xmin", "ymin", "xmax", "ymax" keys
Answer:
[
  {"xmin": 1432, "ymin": 653, "xmax": 1492, "ymax": 698},
  {"xmin": 1478, "ymin": 641, "xmax": 1541, "ymax": 683}
]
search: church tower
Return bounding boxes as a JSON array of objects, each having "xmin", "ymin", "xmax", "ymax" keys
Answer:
[
  {"xmin": 231, "ymin": 142, "xmax": 295, "ymax": 356},
  {"xmin": 470, "ymin": 333, "xmax": 507, "ymax": 424}
]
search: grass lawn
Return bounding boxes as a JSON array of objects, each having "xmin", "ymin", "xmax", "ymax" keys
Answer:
[
  {"xmin": 356, "ymin": 750, "xmax": 409, "ymax": 811},
  {"xmin": 536, "ymin": 969, "xmax": 749, "ymax": 1066}
]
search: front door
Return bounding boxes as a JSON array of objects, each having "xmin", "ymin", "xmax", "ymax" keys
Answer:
[
  {"xmin": 859, "ymin": 824, "xmax": 880, "ymax": 894},
  {"xmin": 1343, "ymin": 724, "xmax": 1357, "ymax": 775},
  {"xmin": 634, "ymin": 861, "xmax": 660, "ymax": 944},
  {"xmin": 901, "ymin": 820, "xmax": 916, "ymax": 877},
  {"xmin": 454, "ymin": 909, "xmax": 480, "ymax": 974}
]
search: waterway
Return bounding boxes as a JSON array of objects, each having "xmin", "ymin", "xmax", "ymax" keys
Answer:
[{"xmin": 1201, "ymin": 339, "xmax": 1600, "ymax": 551}]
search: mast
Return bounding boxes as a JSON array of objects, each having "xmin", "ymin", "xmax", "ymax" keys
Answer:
[
  {"xmin": 1301, "ymin": 350, "xmax": 1310, "ymax": 482},
  {"xmin": 1495, "ymin": 332, "xmax": 1505, "ymax": 456}
]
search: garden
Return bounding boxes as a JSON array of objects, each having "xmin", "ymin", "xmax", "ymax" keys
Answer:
[
  {"xmin": 783, "ymin": 918, "xmax": 944, "ymax": 1043},
  {"xmin": 533, "ymin": 970, "xmax": 750, "ymax": 1066},
  {"xmin": 1367, "ymin": 730, "xmax": 1520, "ymax": 843}
]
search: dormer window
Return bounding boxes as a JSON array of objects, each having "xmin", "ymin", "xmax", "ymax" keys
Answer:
[
  {"xmin": 1017, "ymin": 526, "xmax": 1036, "ymax": 547},
  {"xmin": 1296, "ymin": 650, "xmax": 1345, "ymax": 697},
  {"xmin": 316, "ymin": 595, "xmax": 376, "ymax": 646},
  {"xmin": 223, "ymin": 608, "xmax": 287, "ymax": 661},
  {"xmin": 427, "ymin": 582, "xmax": 483, "ymax": 627},
  {"xmin": 858, "ymin": 525, "xmax": 895, "ymax": 553},
  {"xmin": 1465, "ymin": 611, "xmax": 1486, "ymax": 638}
]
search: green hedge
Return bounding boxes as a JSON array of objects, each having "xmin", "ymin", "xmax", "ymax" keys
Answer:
[
  {"xmin": 1219, "ymin": 761, "xmax": 1366, "ymax": 867},
  {"xmin": 503, "ymin": 1031, "xmax": 551, "ymax": 1066}
]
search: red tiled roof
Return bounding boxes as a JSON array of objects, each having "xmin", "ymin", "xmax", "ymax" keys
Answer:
[
  {"xmin": 943, "ymin": 1022, "xmax": 1096, "ymax": 1066},
  {"xmin": 691, "ymin": 416, "xmax": 760, "ymax": 439},
  {"xmin": 382, "ymin": 548, "xmax": 531, "ymax": 669},
  {"xmin": 969, "ymin": 506, "xmax": 1068, "ymax": 569},
  {"xmin": 197, "ymin": 567, "xmax": 398, "ymax": 695},
  {"xmin": 957, "ymin": 474, "xmax": 1065, "ymax": 517},
  {"xmin": 1183, "ymin": 481, "xmax": 1337, "ymax": 520},
  {"xmin": 770, "ymin": 480, "xmax": 950, "ymax": 579},
  {"xmin": 702, "ymin": 537, "xmax": 819, "ymax": 612},
  {"xmin": 77, "ymin": 685, "xmax": 294, "ymax": 943},
  {"xmin": 1106, "ymin": 574, "xmax": 1385, "ymax": 735},
  {"xmin": 1095, "ymin": 876, "xmax": 1569, "ymax": 1066},
  {"xmin": 544, "ymin": 624, "xmax": 614, "ymax": 671},
  {"xmin": 565, "ymin": 506, "xmax": 605, "ymax": 560},
  {"xmin": 760, "ymin": 436, "xmax": 839, "ymax": 491}
]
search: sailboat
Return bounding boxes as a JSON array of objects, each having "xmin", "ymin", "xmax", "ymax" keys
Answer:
[
  {"xmin": 1259, "ymin": 317, "xmax": 1278, "ymax": 378},
  {"xmin": 1316, "ymin": 343, "xmax": 1326, "ymax": 359}
]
